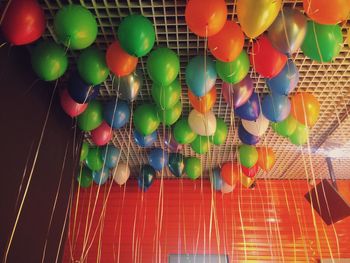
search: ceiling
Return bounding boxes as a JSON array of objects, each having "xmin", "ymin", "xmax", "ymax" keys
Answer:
[{"xmin": 37, "ymin": 0, "xmax": 350, "ymax": 179}]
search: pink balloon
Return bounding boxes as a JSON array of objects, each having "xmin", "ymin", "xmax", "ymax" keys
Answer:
[
  {"xmin": 60, "ymin": 88, "xmax": 88, "ymax": 117},
  {"xmin": 91, "ymin": 121, "xmax": 113, "ymax": 146},
  {"xmin": 222, "ymin": 76, "xmax": 254, "ymax": 109}
]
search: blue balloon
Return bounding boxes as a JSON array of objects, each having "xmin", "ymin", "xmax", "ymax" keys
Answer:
[
  {"xmin": 148, "ymin": 148, "xmax": 168, "ymax": 171},
  {"xmin": 212, "ymin": 168, "xmax": 222, "ymax": 191},
  {"xmin": 168, "ymin": 153, "xmax": 185, "ymax": 178},
  {"xmin": 92, "ymin": 167, "xmax": 110, "ymax": 185},
  {"xmin": 138, "ymin": 164, "xmax": 156, "ymax": 191},
  {"xmin": 238, "ymin": 122, "xmax": 260, "ymax": 145},
  {"xmin": 262, "ymin": 94, "xmax": 291, "ymax": 122},
  {"xmin": 101, "ymin": 146, "xmax": 120, "ymax": 169},
  {"xmin": 235, "ymin": 92, "xmax": 260, "ymax": 121},
  {"xmin": 134, "ymin": 130, "xmax": 157, "ymax": 147},
  {"xmin": 68, "ymin": 72, "xmax": 100, "ymax": 104},
  {"xmin": 185, "ymin": 56, "xmax": 217, "ymax": 97},
  {"xmin": 103, "ymin": 100, "xmax": 130, "ymax": 129},
  {"xmin": 266, "ymin": 60, "xmax": 299, "ymax": 95}
]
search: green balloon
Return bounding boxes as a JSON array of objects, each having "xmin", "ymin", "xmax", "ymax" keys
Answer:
[
  {"xmin": 78, "ymin": 47, "xmax": 109, "ymax": 85},
  {"xmin": 173, "ymin": 118, "xmax": 197, "ymax": 144},
  {"xmin": 31, "ymin": 41, "xmax": 68, "ymax": 81},
  {"xmin": 157, "ymin": 101, "xmax": 182, "ymax": 126},
  {"xmin": 289, "ymin": 122, "xmax": 309, "ymax": 146},
  {"xmin": 301, "ymin": 21, "xmax": 342, "ymax": 63},
  {"xmin": 185, "ymin": 157, "xmax": 201, "ymax": 180},
  {"xmin": 77, "ymin": 100, "xmax": 103, "ymax": 131},
  {"xmin": 77, "ymin": 167, "xmax": 93, "ymax": 188},
  {"xmin": 209, "ymin": 118, "xmax": 228, "ymax": 145},
  {"xmin": 86, "ymin": 147, "xmax": 103, "ymax": 171},
  {"xmin": 216, "ymin": 50, "xmax": 250, "ymax": 84},
  {"xmin": 133, "ymin": 104, "xmax": 160, "ymax": 136},
  {"xmin": 118, "ymin": 15, "xmax": 155, "ymax": 57},
  {"xmin": 152, "ymin": 79, "xmax": 181, "ymax": 109},
  {"xmin": 239, "ymin": 144, "xmax": 258, "ymax": 168},
  {"xmin": 271, "ymin": 115, "xmax": 297, "ymax": 138},
  {"xmin": 147, "ymin": 48, "xmax": 180, "ymax": 86},
  {"xmin": 191, "ymin": 136, "xmax": 210, "ymax": 154},
  {"xmin": 54, "ymin": 5, "xmax": 97, "ymax": 50},
  {"xmin": 80, "ymin": 142, "xmax": 89, "ymax": 162}
]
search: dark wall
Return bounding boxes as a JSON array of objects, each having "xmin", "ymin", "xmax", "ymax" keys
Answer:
[{"xmin": 0, "ymin": 41, "xmax": 80, "ymax": 262}]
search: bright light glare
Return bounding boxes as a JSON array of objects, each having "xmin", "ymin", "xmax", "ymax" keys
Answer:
[{"xmin": 327, "ymin": 148, "xmax": 350, "ymax": 158}]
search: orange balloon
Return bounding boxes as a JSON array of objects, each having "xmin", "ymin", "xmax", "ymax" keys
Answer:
[
  {"xmin": 188, "ymin": 86, "xmax": 217, "ymax": 113},
  {"xmin": 185, "ymin": 0, "xmax": 227, "ymax": 37},
  {"xmin": 291, "ymin": 93, "xmax": 320, "ymax": 127},
  {"xmin": 257, "ymin": 147, "xmax": 275, "ymax": 171},
  {"xmin": 303, "ymin": 0, "xmax": 350, "ymax": 25},
  {"xmin": 208, "ymin": 20, "xmax": 244, "ymax": 62},
  {"xmin": 221, "ymin": 162, "xmax": 241, "ymax": 186},
  {"xmin": 106, "ymin": 41, "xmax": 138, "ymax": 77}
]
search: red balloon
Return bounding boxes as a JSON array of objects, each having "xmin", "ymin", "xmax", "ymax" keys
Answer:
[
  {"xmin": 91, "ymin": 121, "xmax": 113, "ymax": 146},
  {"xmin": 250, "ymin": 35, "xmax": 287, "ymax": 78},
  {"xmin": 60, "ymin": 88, "xmax": 88, "ymax": 117},
  {"xmin": 106, "ymin": 41, "xmax": 138, "ymax": 77},
  {"xmin": 1, "ymin": 0, "xmax": 45, "ymax": 46},
  {"xmin": 221, "ymin": 162, "xmax": 241, "ymax": 186},
  {"xmin": 241, "ymin": 163, "xmax": 259, "ymax": 178},
  {"xmin": 188, "ymin": 86, "xmax": 217, "ymax": 113}
]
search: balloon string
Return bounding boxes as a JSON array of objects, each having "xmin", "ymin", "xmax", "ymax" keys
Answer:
[{"xmin": 0, "ymin": 0, "xmax": 12, "ymax": 25}]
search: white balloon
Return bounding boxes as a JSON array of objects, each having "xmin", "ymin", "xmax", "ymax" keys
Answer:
[
  {"xmin": 242, "ymin": 113, "xmax": 269, "ymax": 136},
  {"xmin": 112, "ymin": 162, "xmax": 130, "ymax": 185},
  {"xmin": 221, "ymin": 181, "xmax": 236, "ymax": 194},
  {"xmin": 188, "ymin": 109, "xmax": 217, "ymax": 136}
]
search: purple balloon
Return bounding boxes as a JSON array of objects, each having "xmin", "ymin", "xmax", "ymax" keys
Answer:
[
  {"xmin": 222, "ymin": 75, "xmax": 254, "ymax": 109},
  {"xmin": 164, "ymin": 132, "xmax": 182, "ymax": 152}
]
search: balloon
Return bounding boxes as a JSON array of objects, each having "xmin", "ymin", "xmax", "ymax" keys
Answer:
[
  {"xmin": 54, "ymin": 5, "xmax": 97, "ymax": 50},
  {"xmin": 301, "ymin": 21, "xmax": 343, "ymax": 63},
  {"xmin": 164, "ymin": 132, "xmax": 183, "ymax": 152},
  {"xmin": 186, "ymin": 56, "xmax": 217, "ymax": 97},
  {"xmin": 241, "ymin": 163, "xmax": 259, "ymax": 178},
  {"xmin": 80, "ymin": 142, "xmax": 89, "ymax": 162},
  {"xmin": 257, "ymin": 147, "xmax": 276, "ymax": 171},
  {"xmin": 68, "ymin": 73, "xmax": 100, "ymax": 104},
  {"xmin": 92, "ymin": 167, "xmax": 110, "ymax": 185},
  {"xmin": 1, "ymin": 0, "xmax": 45, "ymax": 46},
  {"xmin": 221, "ymin": 162, "xmax": 240, "ymax": 186},
  {"xmin": 118, "ymin": 15, "xmax": 155, "ymax": 57},
  {"xmin": 134, "ymin": 130, "xmax": 157, "ymax": 148},
  {"xmin": 157, "ymin": 101, "xmax": 182, "ymax": 126},
  {"xmin": 173, "ymin": 118, "xmax": 197, "ymax": 144},
  {"xmin": 212, "ymin": 168, "xmax": 223, "ymax": 191},
  {"xmin": 289, "ymin": 122, "xmax": 309, "ymax": 146},
  {"xmin": 103, "ymin": 100, "xmax": 130, "ymax": 129},
  {"xmin": 77, "ymin": 101, "xmax": 103, "ymax": 131},
  {"xmin": 221, "ymin": 181, "xmax": 235, "ymax": 194},
  {"xmin": 216, "ymin": 50, "xmax": 250, "ymax": 84},
  {"xmin": 168, "ymin": 153, "xmax": 185, "ymax": 178},
  {"xmin": 290, "ymin": 93, "xmax": 320, "ymax": 127},
  {"xmin": 31, "ymin": 41, "xmax": 68, "ymax": 81},
  {"xmin": 147, "ymin": 48, "xmax": 180, "ymax": 86},
  {"xmin": 133, "ymin": 104, "xmax": 160, "ymax": 136},
  {"xmin": 250, "ymin": 35, "xmax": 287, "ymax": 78},
  {"xmin": 242, "ymin": 113, "xmax": 269, "ymax": 136},
  {"xmin": 115, "ymin": 70, "xmax": 142, "ymax": 102},
  {"xmin": 209, "ymin": 118, "xmax": 228, "ymax": 145},
  {"xmin": 188, "ymin": 110, "xmax": 217, "ymax": 136},
  {"xmin": 266, "ymin": 60, "xmax": 299, "ymax": 96},
  {"xmin": 222, "ymin": 76, "xmax": 254, "ymax": 109},
  {"xmin": 262, "ymin": 94, "xmax": 291, "ymax": 122},
  {"xmin": 112, "ymin": 162, "xmax": 130, "ymax": 185},
  {"xmin": 191, "ymin": 136, "xmax": 210, "ymax": 154},
  {"xmin": 152, "ymin": 79, "xmax": 181, "ymax": 110},
  {"xmin": 86, "ymin": 147, "xmax": 103, "ymax": 171},
  {"xmin": 303, "ymin": 0, "xmax": 349, "ymax": 25},
  {"xmin": 239, "ymin": 144, "xmax": 258, "ymax": 168},
  {"xmin": 77, "ymin": 167, "xmax": 93, "ymax": 188},
  {"xmin": 208, "ymin": 21, "xmax": 244, "ymax": 62},
  {"xmin": 106, "ymin": 41, "xmax": 138, "ymax": 77},
  {"xmin": 237, "ymin": 0, "xmax": 281, "ymax": 39},
  {"xmin": 91, "ymin": 121, "xmax": 112, "ymax": 146},
  {"xmin": 149, "ymin": 148, "xmax": 169, "ymax": 171},
  {"xmin": 238, "ymin": 122, "xmax": 260, "ymax": 145},
  {"xmin": 268, "ymin": 8, "xmax": 307, "ymax": 54},
  {"xmin": 138, "ymin": 165, "xmax": 156, "ymax": 191},
  {"xmin": 271, "ymin": 115, "xmax": 297, "ymax": 137},
  {"xmin": 188, "ymin": 86, "xmax": 216, "ymax": 114},
  {"xmin": 235, "ymin": 92, "xmax": 260, "ymax": 121},
  {"xmin": 101, "ymin": 146, "xmax": 120, "ymax": 169},
  {"xmin": 78, "ymin": 47, "xmax": 109, "ymax": 85},
  {"xmin": 239, "ymin": 173, "xmax": 256, "ymax": 188},
  {"xmin": 60, "ymin": 88, "xmax": 88, "ymax": 118},
  {"xmin": 185, "ymin": 157, "xmax": 201, "ymax": 180},
  {"xmin": 185, "ymin": 0, "xmax": 227, "ymax": 37}
]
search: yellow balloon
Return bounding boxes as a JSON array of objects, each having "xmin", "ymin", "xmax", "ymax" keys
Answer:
[
  {"xmin": 237, "ymin": 0, "xmax": 282, "ymax": 39},
  {"xmin": 239, "ymin": 173, "xmax": 255, "ymax": 188}
]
